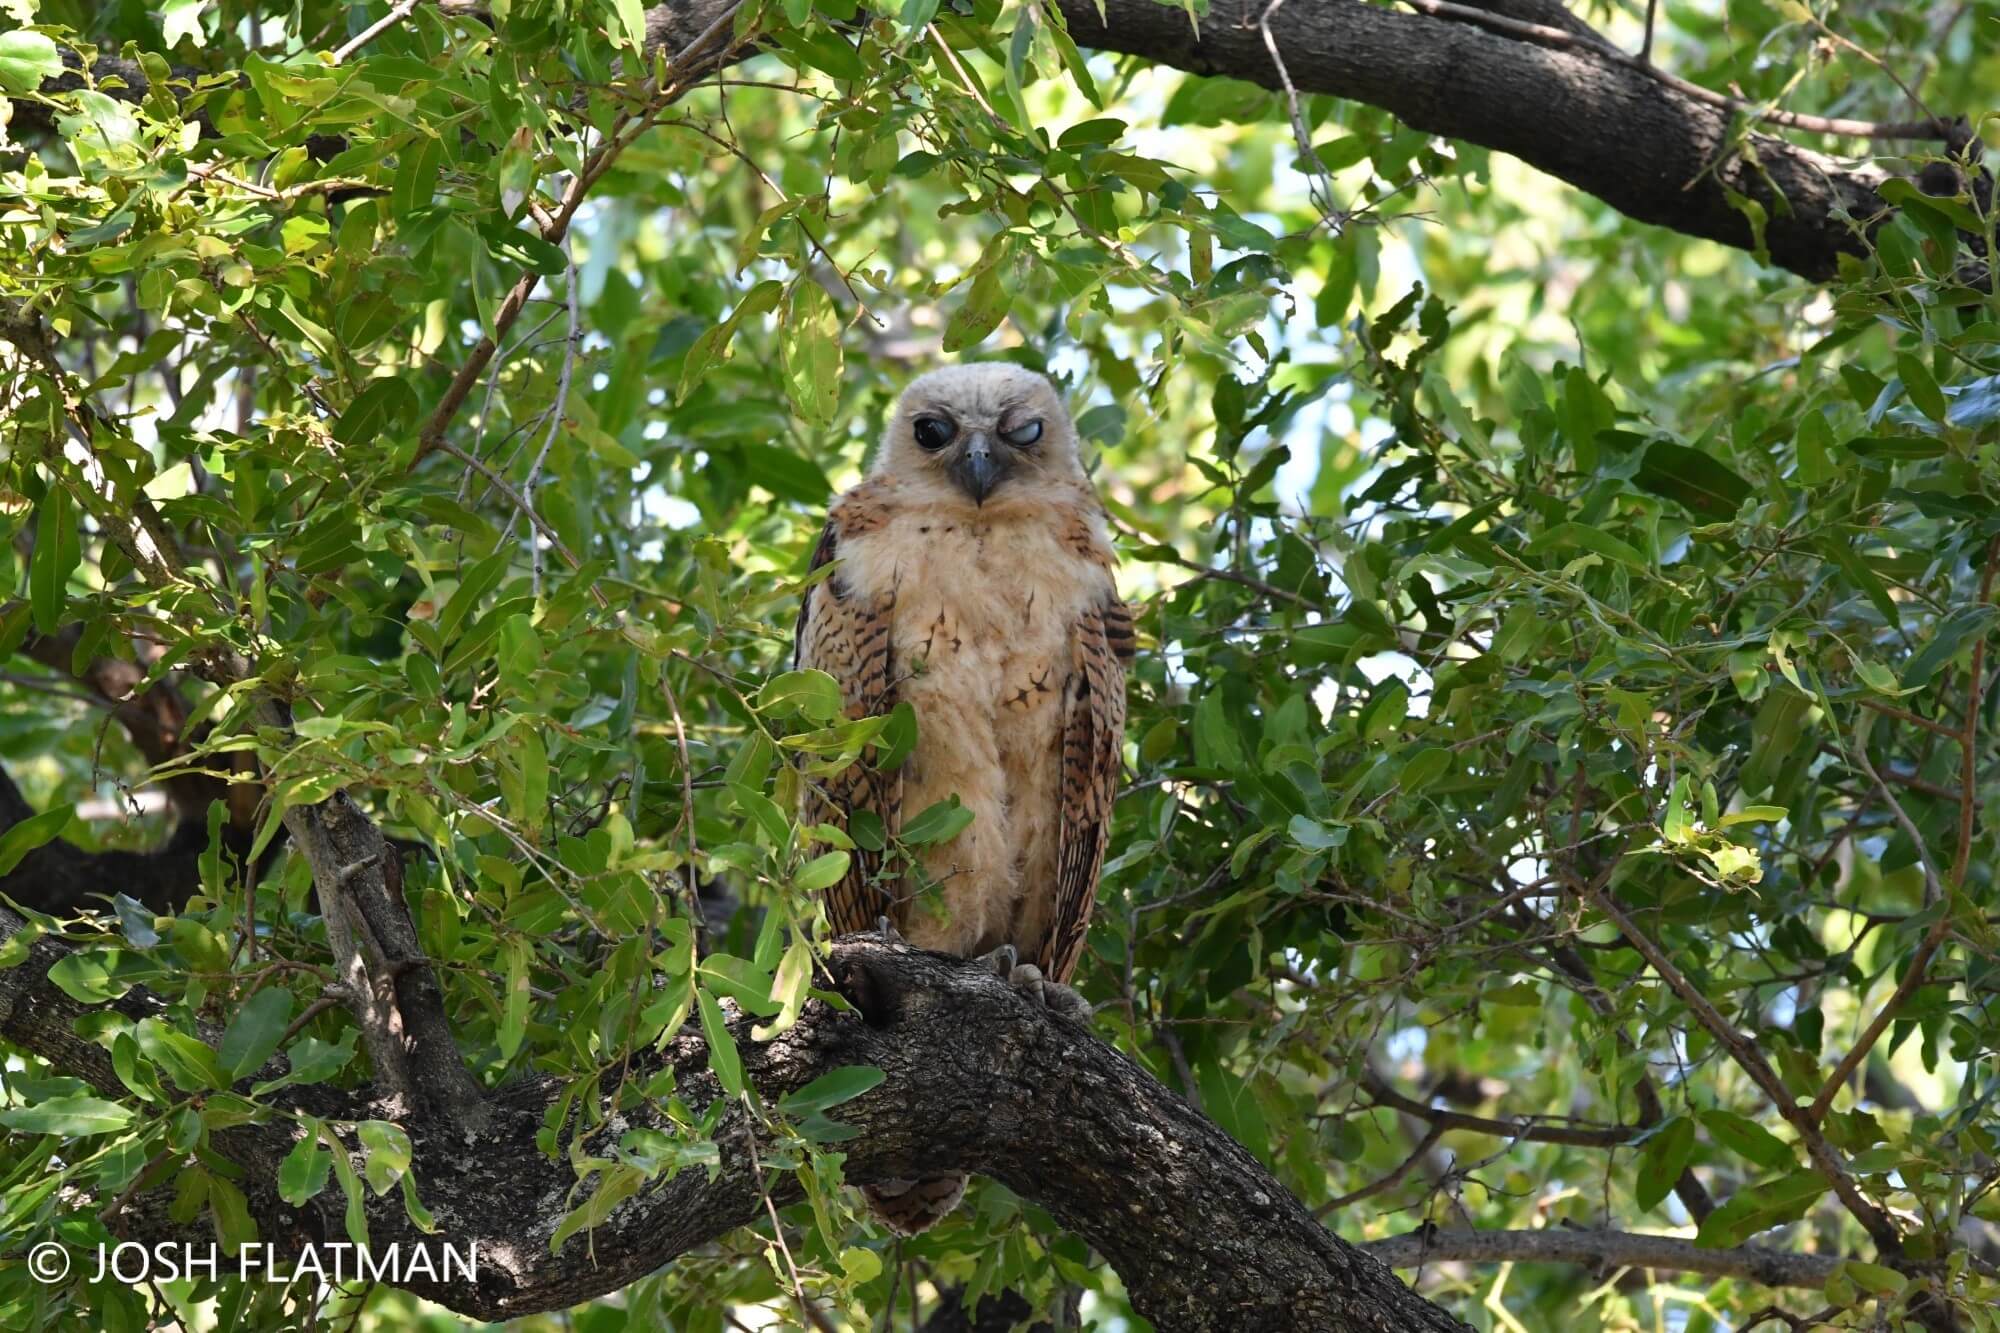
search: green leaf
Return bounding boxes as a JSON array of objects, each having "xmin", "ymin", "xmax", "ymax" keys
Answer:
[
  {"xmin": 1634, "ymin": 442, "xmax": 1753, "ymax": 517},
  {"xmin": 1662, "ymin": 773, "xmax": 1691, "ymax": 843},
  {"xmin": 401, "ymin": 1171, "xmax": 438, "ymax": 1233},
  {"xmin": 1287, "ymin": 814, "xmax": 1347, "ymax": 850},
  {"xmin": 779, "ymin": 1065, "xmax": 885, "ymax": 1114},
  {"xmin": 323, "ymin": 1125, "xmax": 369, "ymax": 1247},
  {"xmin": 758, "ymin": 668, "xmax": 846, "ymax": 722},
  {"xmin": 899, "ymin": 796, "xmax": 975, "ymax": 845},
  {"xmin": 499, "ymin": 937, "xmax": 532, "ymax": 1060},
  {"xmin": 219, "ymin": 985, "xmax": 295, "ymax": 1079},
  {"xmin": 1695, "ymin": 1172, "xmax": 1825, "ymax": 1248},
  {"xmin": 740, "ymin": 443, "xmax": 833, "ymax": 504},
  {"xmin": 333, "ymin": 377, "xmax": 418, "ymax": 448},
  {"xmin": 0, "ymin": 1094, "xmax": 134, "ymax": 1136},
  {"xmin": 1902, "ymin": 606, "xmax": 2000, "ymax": 690},
  {"xmin": 1896, "ymin": 352, "xmax": 1947, "ymax": 423},
  {"xmin": 162, "ymin": 0, "xmax": 208, "ymax": 48},
  {"xmin": 550, "ymin": 1163, "xmax": 645, "ymax": 1256},
  {"xmin": 1817, "ymin": 535, "xmax": 1899, "ymax": 631},
  {"xmin": 277, "ymin": 1126, "xmax": 333, "ymax": 1205},
  {"xmin": 29, "ymin": 485, "xmax": 82, "ymax": 635},
  {"xmin": 0, "ymin": 804, "xmax": 72, "ymax": 876},
  {"xmin": 780, "ymin": 280, "xmax": 843, "ymax": 427},
  {"xmin": 942, "ymin": 246, "xmax": 1013, "ymax": 353},
  {"xmin": 391, "ymin": 132, "xmax": 442, "ymax": 215},
  {"xmin": 752, "ymin": 937, "xmax": 812, "ymax": 1041},
  {"xmin": 1837, "ymin": 1260, "xmax": 1906, "ymax": 1295},
  {"xmin": 47, "ymin": 948, "xmax": 133, "ymax": 1003},
  {"xmin": 357, "ymin": 1120, "xmax": 413, "ymax": 1194},
  {"xmin": 794, "ymin": 850, "xmax": 851, "ymax": 892},
  {"xmin": 1717, "ymin": 805, "xmax": 1787, "ymax": 828},
  {"xmin": 254, "ymin": 1032, "xmax": 356, "ymax": 1094},
  {"xmin": 1635, "ymin": 1115, "xmax": 1695, "ymax": 1211},
  {"xmin": 0, "ymin": 30, "xmax": 63, "ymax": 95},
  {"xmin": 1699, "ymin": 1109, "xmax": 1796, "ymax": 1171},
  {"xmin": 1398, "ymin": 746, "xmax": 1451, "ymax": 793},
  {"xmin": 697, "ymin": 988, "xmax": 744, "ymax": 1096},
  {"xmin": 136, "ymin": 1017, "xmax": 225, "ymax": 1092},
  {"xmin": 611, "ymin": 0, "xmax": 648, "ymax": 51},
  {"xmin": 1527, "ymin": 521, "xmax": 1648, "ymax": 569}
]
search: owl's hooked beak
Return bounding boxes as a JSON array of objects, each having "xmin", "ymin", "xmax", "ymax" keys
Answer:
[{"xmin": 951, "ymin": 431, "xmax": 1002, "ymax": 505}]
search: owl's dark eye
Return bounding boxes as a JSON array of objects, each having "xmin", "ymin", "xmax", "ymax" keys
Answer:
[
  {"xmin": 913, "ymin": 416, "xmax": 956, "ymax": 451},
  {"xmin": 1001, "ymin": 419, "xmax": 1043, "ymax": 447}
]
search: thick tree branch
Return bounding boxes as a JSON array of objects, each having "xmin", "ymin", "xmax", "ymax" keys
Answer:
[
  {"xmin": 1048, "ymin": 0, "xmax": 1908, "ymax": 279},
  {"xmin": 1363, "ymin": 1227, "xmax": 1844, "ymax": 1289},
  {"xmin": 0, "ymin": 911, "xmax": 1467, "ymax": 1332}
]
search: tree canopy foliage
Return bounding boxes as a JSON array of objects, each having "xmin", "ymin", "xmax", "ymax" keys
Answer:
[{"xmin": 2, "ymin": 0, "xmax": 1999, "ymax": 1329}]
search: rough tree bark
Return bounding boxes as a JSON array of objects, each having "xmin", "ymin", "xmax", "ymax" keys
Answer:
[
  {"xmin": 7, "ymin": 0, "xmax": 1961, "ymax": 280},
  {"xmin": 1052, "ymin": 0, "xmax": 1921, "ymax": 279},
  {"xmin": 0, "ymin": 906, "xmax": 1468, "ymax": 1332}
]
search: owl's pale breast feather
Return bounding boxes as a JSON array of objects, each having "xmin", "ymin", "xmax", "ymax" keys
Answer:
[{"xmin": 797, "ymin": 475, "xmax": 1128, "ymax": 977}]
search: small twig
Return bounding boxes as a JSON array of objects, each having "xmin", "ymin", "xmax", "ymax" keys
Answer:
[
  {"xmin": 740, "ymin": 1094, "xmax": 816, "ymax": 1330},
  {"xmin": 410, "ymin": 1, "xmax": 746, "ymax": 467},
  {"xmin": 1859, "ymin": 697, "xmax": 1960, "ymax": 740},
  {"xmin": 1850, "ymin": 745, "xmax": 1947, "ymax": 908},
  {"xmin": 502, "ymin": 233, "xmax": 580, "ymax": 599},
  {"xmin": 1357, "ymin": 1067, "xmax": 1636, "ymax": 1149},
  {"xmin": 1807, "ymin": 911, "xmax": 1950, "ymax": 1125},
  {"xmin": 331, "ymin": 0, "xmax": 421, "ymax": 63},
  {"xmin": 1954, "ymin": 537, "xmax": 2000, "ymax": 881},
  {"xmin": 661, "ymin": 671, "xmax": 706, "ymax": 951},
  {"xmin": 1315, "ymin": 1123, "xmax": 1444, "ymax": 1215},
  {"xmin": 927, "ymin": 24, "xmax": 1004, "ymax": 125},
  {"xmin": 1581, "ymin": 882, "xmax": 1904, "ymax": 1254},
  {"xmin": 99, "ymin": 1148, "xmax": 175, "ymax": 1227},
  {"xmin": 275, "ymin": 991, "xmax": 349, "ymax": 1050},
  {"xmin": 1260, "ymin": 0, "xmax": 1346, "ymax": 231},
  {"xmin": 430, "ymin": 437, "xmax": 589, "ymax": 582}
]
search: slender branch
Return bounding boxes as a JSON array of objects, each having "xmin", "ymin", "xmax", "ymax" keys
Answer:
[
  {"xmin": 331, "ymin": 0, "xmax": 423, "ymax": 63},
  {"xmin": 1859, "ymin": 698, "xmax": 1960, "ymax": 740},
  {"xmin": 1579, "ymin": 884, "xmax": 1904, "ymax": 1256},
  {"xmin": 1364, "ymin": 1227, "xmax": 1844, "ymax": 1289},
  {"xmin": 1805, "ymin": 911, "xmax": 1950, "ymax": 1125},
  {"xmin": 1953, "ymin": 538, "xmax": 2000, "ymax": 882},
  {"xmin": 1315, "ymin": 1123, "xmax": 1445, "ymax": 1215},
  {"xmin": 408, "ymin": 2, "xmax": 747, "ymax": 466},
  {"xmin": 1812, "ymin": 540, "xmax": 1999, "ymax": 1123},
  {"xmin": 1358, "ymin": 1067, "xmax": 1636, "ymax": 1149}
]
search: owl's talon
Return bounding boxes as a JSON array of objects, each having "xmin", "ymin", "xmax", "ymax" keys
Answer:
[
  {"xmin": 1006, "ymin": 962, "xmax": 1091, "ymax": 1021},
  {"xmin": 976, "ymin": 950, "xmax": 1090, "ymax": 1021},
  {"xmin": 977, "ymin": 943, "xmax": 1018, "ymax": 977}
]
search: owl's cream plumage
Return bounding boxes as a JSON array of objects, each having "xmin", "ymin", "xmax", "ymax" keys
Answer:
[{"xmin": 793, "ymin": 364, "xmax": 1133, "ymax": 1232}]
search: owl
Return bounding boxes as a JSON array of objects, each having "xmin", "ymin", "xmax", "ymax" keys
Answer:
[{"xmin": 793, "ymin": 363, "xmax": 1134, "ymax": 1233}]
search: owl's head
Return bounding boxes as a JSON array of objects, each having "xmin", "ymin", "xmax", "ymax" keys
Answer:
[{"xmin": 876, "ymin": 364, "xmax": 1082, "ymax": 505}]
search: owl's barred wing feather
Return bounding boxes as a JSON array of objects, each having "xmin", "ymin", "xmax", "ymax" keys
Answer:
[
  {"xmin": 1040, "ymin": 596, "xmax": 1132, "ymax": 983},
  {"xmin": 794, "ymin": 518, "xmax": 901, "ymax": 939}
]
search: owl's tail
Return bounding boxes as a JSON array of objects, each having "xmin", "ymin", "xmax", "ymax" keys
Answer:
[{"xmin": 863, "ymin": 1173, "xmax": 966, "ymax": 1235}]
